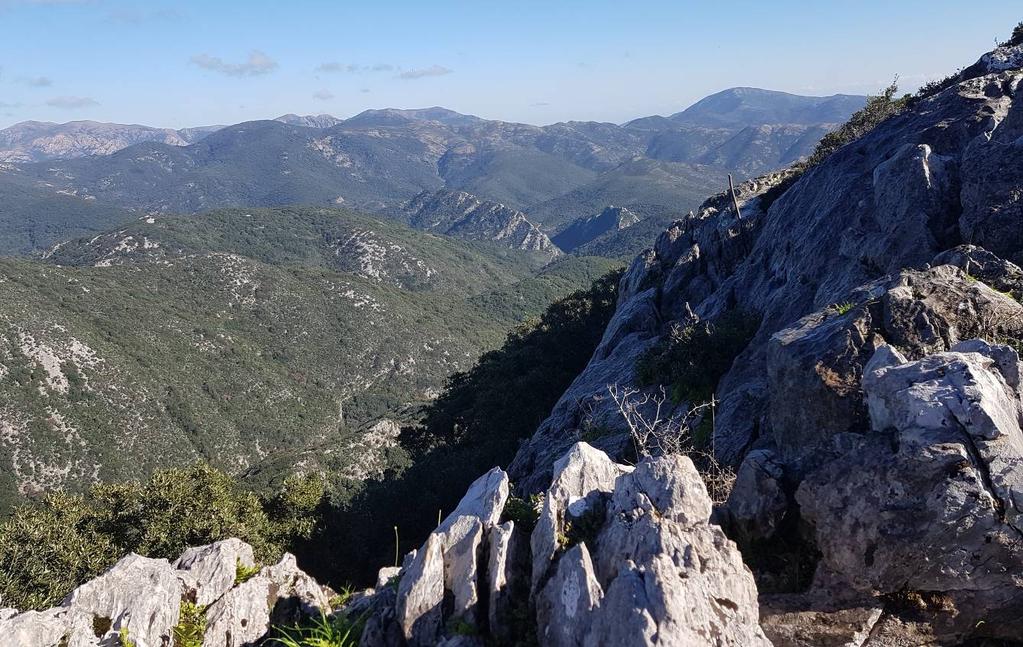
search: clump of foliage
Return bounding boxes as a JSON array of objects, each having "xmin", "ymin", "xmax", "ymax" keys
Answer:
[
  {"xmin": 560, "ymin": 504, "xmax": 606, "ymax": 550},
  {"xmin": 1001, "ymin": 21, "xmax": 1023, "ymax": 47},
  {"xmin": 118, "ymin": 627, "xmax": 137, "ymax": 647},
  {"xmin": 235, "ymin": 559, "xmax": 262, "ymax": 585},
  {"xmin": 0, "ymin": 463, "xmax": 324, "ymax": 610},
  {"xmin": 501, "ymin": 495, "xmax": 543, "ymax": 533},
  {"xmin": 173, "ymin": 601, "xmax": 207, "ymax": 647},
  {"xmin": 804, "ymin": 80, "xmax": 909, "ymax": 168},
  {"xmin": 636, "ymin": 310, "xmax": 761, "ymax": 404},
  {"xmin": 270, "ymin": 611, "xmax": 365, "ymax": 647}
]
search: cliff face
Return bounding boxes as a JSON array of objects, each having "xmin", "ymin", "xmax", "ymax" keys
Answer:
[{"xmin": 510, "ymin": 42, "xmax": 1023, "ymax": 490}]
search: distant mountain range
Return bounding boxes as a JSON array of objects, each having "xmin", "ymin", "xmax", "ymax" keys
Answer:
[
  {"xmin": 0, "ymin": 120, "xmax": 223, "ymax": 163},
  {"xmin": 0, "ymin": 88, "xmax": 866, "ymax": 256}
]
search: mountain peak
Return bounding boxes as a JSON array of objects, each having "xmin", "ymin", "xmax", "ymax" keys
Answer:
[{"xmin": 670, "ymin": 87, "xmax": 867, "ymax": 128}]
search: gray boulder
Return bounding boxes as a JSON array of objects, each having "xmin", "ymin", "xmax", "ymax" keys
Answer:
[
  {"xmin": 797, "ymin": 342, "xmax": 1023, "ymax": 642},
  {"xmin": 530, "ymin": 442, "xmax": 631, "ymax": 592},
  {"xmin": 174, "ymin": 537, "xmax": 256, "ymax": 607}
]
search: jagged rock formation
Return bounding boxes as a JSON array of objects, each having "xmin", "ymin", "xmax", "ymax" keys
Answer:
[
  {"xmin": 4, "ymin": 444, "xmax": 768, "ymax": 646},
  {"xmin": 504, "ymin": 39, "xmax": 1023, "ymax": 643},
  {"xmin": 551, "ymin": 206, "xmax": 641, "ymax": 252},
  {"xmin": 404, "ymin": 189, "xmax": 562, "ymax": 260},
  {"xmin": 355, "ymin": 442, "xmax": 767, "ymax": 646},
  {"xmin": 0, "ymin": 538, "xmax": 332, "ymax": 647}
]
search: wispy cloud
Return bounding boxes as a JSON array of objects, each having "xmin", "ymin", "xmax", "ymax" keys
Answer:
[
  {"xmin": 0, "ymin": 101, "xmax": 22, "ymax": 109},
  {"xmin": 531, "ymin": 102, "xmax": 551, "ymax": 107},
  {"xmin": 316, "ymin": 62, "xmax": 395, "ymax": 74},
  {"xmin": 21, "ymin": 76, "xmax": 52, "ymax": 87},
  {"xmin": 46, "ymin": 95, "xmax": 98, "ymax": 108},
  {"xmin": 191, "ymin": 50, "xmax": 277, "ymax": 77},
  {"xmin": 312, "ymin": 89, "xmax": 334, "ymax": 101},
  {"xmin": 316, "ymin": 62, "xmax": 357, "ymax": 73},
  {"xmin": 397, "ymin": 65, "xmax": 452, "ymax": 80}
]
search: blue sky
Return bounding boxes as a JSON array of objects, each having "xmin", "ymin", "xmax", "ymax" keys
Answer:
[{"xmin": 0, "ymin": 0, "xmax": 1019, "ymax": 129}]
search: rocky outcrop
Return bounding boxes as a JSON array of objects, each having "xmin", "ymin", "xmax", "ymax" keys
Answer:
[
  {"xmin": 510, "ymin": 40, "xmax": 1023, "ymax": 489},
  {"xmin": 404, "ymin": 189, "xmax": 562, "ymax": 260},
  {"xmin": 357, "ymin": 443, "xmax": 768, "ymax": 646},
  {"xmin": 0, "ymin": 540, "xmax": 333, "ymax": 647}
]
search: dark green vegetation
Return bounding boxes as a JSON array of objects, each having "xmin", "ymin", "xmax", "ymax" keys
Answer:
[
  {"xmin": 0, "ymin": 206, "xmax": 613, "ymax": 512},
  {"xmin": 0, "ymin": 463, "xmax": 321, "ymax": 610},
  {"xmin": 0, "ymin": 268, "xmax": 623, "ymax": 608},
  {"xmin": 1002, "ymin": 21, "xmax": 1023, "ymax": 47},
  {"xmin": 804, "ymin": 81, "xmax": 908, "ymax": 169},
  {"xmin": 0, "ymin": 171, "xmax": 134, "ymax": 254},
  {"xmin": 302, "ymin": 270, "xmax": 622, "ymax": 585},
  {"xmin": 637, "ymin": 310, "xmax": 761, "ymax": 405}
]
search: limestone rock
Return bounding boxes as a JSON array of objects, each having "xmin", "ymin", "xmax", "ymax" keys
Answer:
[
  {"xmin": 536, "ymin": 543, "xmax": 603, "ymax": 647},
  {"xmin": 487, "ymin": 521, "xmax": 526, "ymax": 645},
  {"xmin": 724, "ymin": 448, "xmax": 789, "ymax": 543},
  {"xmin": 530, "ymin": 442, "xmax": 631, "ymax": 592},
  {"xmin": 63, "ymin": 553, "xmax": 184, "ymax": 647},
  {"xmin": 396, "ymin": 532, "xmax": 444, "ymax": 646},
  {"xmin": 797, "ymin": 342, "xmax": 1023, "ymax": 641},
  {"xmin": 174, "ymin": 538, "xmax": 256, "ymax": 607},
  {"xmin": 0, "ymin": 608, "xmax": 71, "ymax": 647},
  {"xmin": 203, "ymin": 574, "xmax": 276, "ymax": 647}
]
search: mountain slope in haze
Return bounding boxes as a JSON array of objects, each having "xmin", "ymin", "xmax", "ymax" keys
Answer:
[
  {"xmin": 552, "ymin": 205, "xmax": 641, "ymax": 252},
  {"xmin": 0, "ymin": 205, "xmax": 613, "ymax": 511},
  {"xmin": 667, "ymin": 87, "xmax": 867, "ymax": 128},
  {"xmin": 0, "ymin": 120, "xmax": 222, "ymax": 163},
  {"xmin": 403, "ymin": 188, "xmax": 561, "ymax": 260},
  {"xmin": 0, "ymin": 90, "xmax": 864, "ymax": 230}
]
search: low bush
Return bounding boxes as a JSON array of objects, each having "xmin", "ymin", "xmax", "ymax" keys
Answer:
[
  {"xmin": 636, "ymin": 310, "xmax": 761, "ymax": 404},
  {"xmin": 0, "ymin": 463, "xmax": 324, "ymax": 610}
]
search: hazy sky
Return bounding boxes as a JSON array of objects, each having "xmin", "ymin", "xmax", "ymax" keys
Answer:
[{"xmin": 0, "ymin": 0, "xmax": 1019, "ymax": 129}]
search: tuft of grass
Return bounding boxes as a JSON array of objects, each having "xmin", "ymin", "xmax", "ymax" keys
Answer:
[
  {"xmin": 270, "ymin": 610, "xmax": 365, "ymax": 647},
  {"xmin": 833, "ymin": 302, "xmax": 855, "ymax": 315},
  {"xmin": 449, "ymin": 619, "xmax": 479, "ymax": 636},
  {"xmin": 328, "ymin": 584, "xmax": 356, "ymax": 610},
  {"xmin": 118, "ymin": 627, "xmax": 137, "ymax": 647},
  {"xmin": 501, "ymin": 496, "xmax": 541, "ymax": 533},
  {"xmin": 235, "ymin": 559, "xmax": 261, "ymax": 586},
  {"xmin": 173, "ymin": 601, "xmax": 207, "ymax": 647}
]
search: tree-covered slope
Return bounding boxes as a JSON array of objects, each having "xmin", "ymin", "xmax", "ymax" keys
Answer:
[{"xmin": 0, "ymin": 207, "xmax": 613, "ymax": 512}]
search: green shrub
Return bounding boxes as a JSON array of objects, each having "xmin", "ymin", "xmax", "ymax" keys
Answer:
[
  {"xmin": 805, "ymin": 80, "xmax": 909, "ymax": 168},
  {"xmin": 501, "ymin": 496, "xmax": 542, "ymax": 533},
  {"xmin": 118, "ymin": 627, "xmax": 137, "ymax": 647},
  {"xmin": 0, "ymin": 462, "xmax": 322, "ymax": 610},
  {"xmin": 636, "ymin": 310, "xmax": 761, "ymax": 404},
  {"xmin": 235, "ymin": 559, "xmax": 262, "ymax": 585},
  {"xmin": 270, "ymin": 611, "xmax": 365, "ymax": 647},
  {"xmin": 1001, "ymin": 21, "xmax": 1023, "ymax": 47},
  {"xmin": 172, "ymin": 601, "xmax": 207, "ymax": 647}
]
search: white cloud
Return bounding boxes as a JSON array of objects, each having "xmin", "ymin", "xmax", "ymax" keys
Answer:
[
  {"xmin": 191, "ymin": 50, "xmax": 277, "ymax": 77},
  {"xmin": 46, "ymin": 95, "xmax": 98, "ymax": 108},
  {"xmin": 313, "ymin": 89, "xmax": 334, "ymax": 101},
  {"xmin": 397, "ymin": 65, "xmax": 452, "ymax": 80}
]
